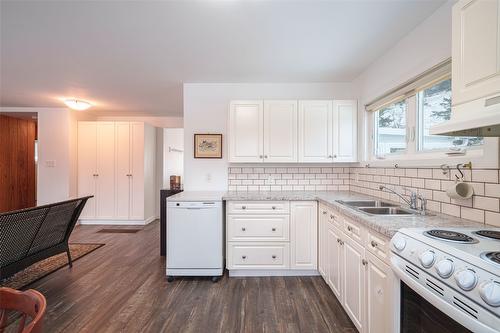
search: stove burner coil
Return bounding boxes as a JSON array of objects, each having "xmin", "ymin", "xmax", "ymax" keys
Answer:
[
  {"xmin": 474, "ymin": 230, "xmax": 500, "ymax": 241},
  {"xmin": 424, "ymin": 229, "xmax": 477, "ymax": 243},
  {"xmin": 481, "ymin": 252, "xmax": 500, "ymax": 265}
]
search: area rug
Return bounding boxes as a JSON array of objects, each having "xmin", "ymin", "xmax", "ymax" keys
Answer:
[{"xmin": 0, "ymin": 243, "xmax": 104, "ymax": 290}]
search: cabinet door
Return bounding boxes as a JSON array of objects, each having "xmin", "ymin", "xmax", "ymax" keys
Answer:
[
  {"xmin": 229, "ymin": 100, "xmax": 264, "ymax": 162},
  {"xmin": 96, "ymin": 122, "xmax": 116, "ymax": 219},
  {"xmin": 366, "ymin": 251, "xmax": 394, "ymax": 333},
  {"xmin": 290, "ymin": 201, "xmax": 317, "ymax": 270},
  {"xmin": 326, "ymin": 223, "xmax": 343, "ymax": 301},
  {"xmin": 318, "ymin": 206, "xmax": 328, "ymax": 279},
  {"xmin": 452, "ymin": 0, "xmax": 500, "ymax": 105},
  {"xmin": 77, "ymin": 122, "xmax": 97, "ymax": 219},
  {"xmin": 263, "ymin": 100, "xmax": 298, "ymax": 163},
  {"xmin": 332, "ymin": 100, "xmax": 357, "ymax": 162},
  {"xmin": 298, "ymin": 100, "xmax": 333, "ymax": 162},
  {"xmin": 115, "ymin": 122, "xmax": 131, "ymax": 219},
  {"xmin": 343, "ymin": 235, "xmax": 365, "ymax": 332},
  {"xmin": 130, "ymin": 122, "xmax": 145, "ymax": 220}
]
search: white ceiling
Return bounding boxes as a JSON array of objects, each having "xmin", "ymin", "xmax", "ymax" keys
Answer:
[{"xmin": 0, "ymin": 0, "xmax": 445, "ymax": 117}]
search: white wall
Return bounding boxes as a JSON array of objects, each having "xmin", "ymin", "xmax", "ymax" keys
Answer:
[
  {"xmin": 354, "ymin": 1, "xmax": 453, "ymax": 160},
  {"xmin": 183, "ymin": 83, "xmax": 357, "ymax": 191},
  {"xmin": 164, "ymin": 128, "xmax": 184, "ymax": 189}
]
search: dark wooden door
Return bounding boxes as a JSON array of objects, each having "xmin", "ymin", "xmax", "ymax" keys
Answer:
[{"xmin": 0, "ymin": 114, "xmax": 37, "ymax": 212}]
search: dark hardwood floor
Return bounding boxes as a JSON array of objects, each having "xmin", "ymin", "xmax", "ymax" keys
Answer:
[{"xmin": 27, "ymin": 221, "xmax": 357, "ymax": 332}]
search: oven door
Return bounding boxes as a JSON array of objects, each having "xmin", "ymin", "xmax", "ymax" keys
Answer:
[
  {"xmin": 391, "ymin": 255, "xmax": 499, "ymax": 333},
  {"xmin": 400, "ymin": 281, "xmax": 471, "ymax": 333}
]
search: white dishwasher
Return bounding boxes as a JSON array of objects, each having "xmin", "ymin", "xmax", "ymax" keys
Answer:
[{"xmin": 166, "ymin": 200, "xmax": 223, "ymax": 282}]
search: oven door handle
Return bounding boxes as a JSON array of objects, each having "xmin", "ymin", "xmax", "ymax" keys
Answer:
[{"xmin": 391, "ymin": 257, "xmax": 498, "ymax": 333}]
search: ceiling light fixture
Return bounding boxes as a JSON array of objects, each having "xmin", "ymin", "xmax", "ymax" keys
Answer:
[{"xmin": 64, "ymin": 99, "xmax": 92, "ymax": 111}]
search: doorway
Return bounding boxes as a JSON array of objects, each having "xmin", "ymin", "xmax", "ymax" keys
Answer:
[{"xmin": 0, "ymin": 112, "xmax": 38, "ymax": 212}]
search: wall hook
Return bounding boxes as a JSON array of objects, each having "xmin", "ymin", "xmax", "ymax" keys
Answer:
[
  {"xmin": 455, "ymin": 163, "xmax": 465, "ymax": 181},
  {"xmin": 440, "ymin": 164, "xmax": 450, "ymax": 175}
]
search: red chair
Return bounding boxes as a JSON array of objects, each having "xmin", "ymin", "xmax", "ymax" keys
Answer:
[{"xmin": 0, "ymin": 287, "xmax": 46, "ymax": 333}]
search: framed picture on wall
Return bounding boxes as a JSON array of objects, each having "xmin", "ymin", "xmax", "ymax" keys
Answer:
[{"xmin": 194, "ymin": 134, "xmax": 222, "ymax": 158}]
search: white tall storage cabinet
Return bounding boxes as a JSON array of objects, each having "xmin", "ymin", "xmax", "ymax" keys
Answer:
[{"xmin": 77, "ymin": 121, "xmax": 156, "ymax": 225}]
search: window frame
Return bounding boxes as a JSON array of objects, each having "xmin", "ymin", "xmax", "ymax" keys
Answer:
[
  {"xmin": 366, "ymin": 83, "xmax": 499, "ymax": 169},
  {"xmin": 373, "ymin": 98, "xmax": 409, "ymax": 158}
]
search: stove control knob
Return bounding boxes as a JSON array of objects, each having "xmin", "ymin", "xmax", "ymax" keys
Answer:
[
  {"xmin": 435, "ymin": 259, "xmax": 454, "ymax": 278},
  {"xmin": 455, "ymin": 269, "xmax": 478, "ymax": 291},
  {"xmin": 419, "ymin": 250, "xmax": 435, "ymax": 268},
  {"xmin": 479, "ymin": 281, "xmax": 500, "ymax": 307},
  {"xmin": 392, "ymin": 237, "xmax": 406, "ymax": 251}
]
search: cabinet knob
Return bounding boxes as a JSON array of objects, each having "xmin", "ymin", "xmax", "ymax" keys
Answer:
[
  {"xmin": 242, "ymin": 255, "xmax": 247, "ymax": 259},
  {"xmin": 264, "ymin": 155, "xmax": 268, "ymax": 159},
  {"xmin": 241, "ymin": 206, "xmax": 246, "ymax": 210},
  {"xmin": 241, "ymin": 227, "xmax": 246, "ymax": 231},
  {"xmin": 272, "ymin": 206, "xmax": 276, "ymax": 210},
  {"xmin": 272, "ymin": 255, "xmax": 276, "ymax": 259},
  {"xmin": 322, "ymin": 211, "xmax": 327, "ymax": 215},
  {"xmin": 272, "ymin": 227, "xmax": 276, "ymax": 232},
  {"xmin": 333, "ymin": 154, "xmax": 337, "ymax": 158},
  {"xmin": 330, "ymin": 214, "xmax": 334, "ymax": 219},
  {"xmin": 328, "ymin": 155, "xmax": 333, "ymax": 158},
  {"xmin": 362, "ymin": 259, "xmax": 368, "ymax": 266},
  {"xmin": 337, "ymin": 238, "xmax": 340, "ymax": 243},
  {"xmin": 259, "ymin": 155, "xmax": 263, "ymax": 159},
  {"xmin": 371, "ymin": 240, "xmax": 378, "ymax": 248},
  {"xmin": 347, "ymin": 226, "xmax": 353, "ymax": 232}
]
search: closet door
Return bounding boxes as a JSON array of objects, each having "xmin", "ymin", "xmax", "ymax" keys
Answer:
[
  {"xmin": 96, "ymin": 122, "xmax": 116, "ymax": 219},
  {"xmin": 130, "ymin": 122, "xmax": 145, "ymax": 220},
  {"xmin": 115, "ymin": 122, "xmax": 131, "ymax": 220},
  {"xmin": 77, "ymin": 122, "xmax": 97, "ymax": 219},
  {"xmin": 229, "ymin": 100, "xmax": 264, "ymax": 162},
  {"xmin": 298, "ymin": 100, "xmax": 333, "ymax": 162},
  {"xmin": 263, "ymin": 100, "xmax": 298, "ymax": 163},
  {"xmin": 332, "ymin": 100, "xmax": 357, "ymax": 162}
]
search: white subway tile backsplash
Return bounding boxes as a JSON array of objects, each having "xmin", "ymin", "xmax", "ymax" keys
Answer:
[{"xmin": 227, "ymin": 166, "xmax": 500, "ymax": 226}]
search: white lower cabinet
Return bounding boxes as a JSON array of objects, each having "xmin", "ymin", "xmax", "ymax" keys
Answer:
[
  {"xmin": 290, "ymin": 201, "xmax": 317, "ymax": 270},
  {"xmin": 366, "ymin": 251, "xmax": 393, "ymax": 333},
  {"xmin": 326, "ymin": 222, "xmax": 343, "ymax": 301},
  {"xmin": 318, "ymin": 205, "xmax": 328, "ymax": 278},
  {"xmin": 319, "ymin": 205, "xmax": 395, "ymax": 333},
  {"xmin": 226, "ymin": 200, "xmax": 317, "ymax": 275},
  {"xmin": 343, "ymin": 234, "xmax": 366, "ymax": 332}
]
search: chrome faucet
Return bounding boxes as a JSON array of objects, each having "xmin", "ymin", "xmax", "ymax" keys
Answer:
[{"xmin": 378, "ymin": 185, "xmax": 427, "ymax": 214}]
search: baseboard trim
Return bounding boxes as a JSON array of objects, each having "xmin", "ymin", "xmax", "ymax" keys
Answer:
[
  {"xmin": 79, "ymin": 219, "xmax": 149, "ymax": 226},
  {"xmin": 228, "ymin": 269, "xmax": 319, "ymax": 277}
]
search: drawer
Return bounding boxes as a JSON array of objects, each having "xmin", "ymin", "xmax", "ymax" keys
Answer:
[
  {"xmin": 228, "ymin": 243, "xmax": 290, "ymax": 269},
  {"xmin": 227, "ymin": 215, "xmax": 289, "ymax": 242},
  {"xmin": 227, "ymin": 201, "xmax": 290, "ymax": 215},
  {"xmin": 343, "ymin": 217, "xmax": 366, "ymax": 244},
  {"xmin": 366, "ymin": 231, "xmax": 390, "ymax": 264},
  {"xmin": 328, "ymin": 208, "xmax": 342, "ymax": 229}
]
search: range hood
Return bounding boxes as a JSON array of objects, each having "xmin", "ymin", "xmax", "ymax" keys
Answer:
[{"xmin": 430, "ymin": 95, "xmax": 500, "ymax": 137}]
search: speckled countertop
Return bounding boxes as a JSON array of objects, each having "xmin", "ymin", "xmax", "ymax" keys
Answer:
[{"xmin": 223, "ymin": 191, "xmax": 484, "ymax": 238}]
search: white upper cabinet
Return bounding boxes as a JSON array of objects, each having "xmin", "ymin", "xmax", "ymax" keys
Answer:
[
  {"xmin": 228, "ymin": 99, "xmax": 357, "ymax": 163},
  {"xmin": 229, "ymin": 100, "xmax": 264, "ymax": 163},
  {"xmin": 263, "ymin": 100, "xmax": 298, "ymax": 163},
  {"xmin": 332, "ymin": 100, "xmax": 357, "ymax": 162},
  {"xmin": 452, "ymin": 0, "xmax": 500, "ymax": 105},
  {"xmin": 298, "ymin": 100, "xmax": 333, "ymax": 162}
]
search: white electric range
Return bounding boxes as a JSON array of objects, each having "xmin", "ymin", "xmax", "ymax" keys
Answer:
[{"xmin": 391, "ymin": 227, "xmax": 500, "ymax": 333}]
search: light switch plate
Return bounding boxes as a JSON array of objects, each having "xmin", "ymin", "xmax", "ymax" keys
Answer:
[{"xmin": 45, "ymin": 160, "xmax": 56, "ymax": 167}]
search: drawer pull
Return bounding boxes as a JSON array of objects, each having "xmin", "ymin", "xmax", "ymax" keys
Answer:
[
  {"xmin": 330, "ymin": 214, "xmax": 334, "ymax": 219},
  {"xmin": 272, "ymin": 255, "xmax": 277, "ymax": 259},
  {"xmin": 347, "ymin": 226, "xmax": 353, "ymax": 232},
  {"xmin": 371, "ymin": 240, "xmax": 378, "ymax": 248},
  {"xmin": 241, "ymin": 227, "xmax": 246, "ymax": 231},
  {"xmin": 242, "ymin": 255, "xmax": 247, "ymax": 259},
  {"xmin": 272, "ymin": 206, "xmax": 276, "ymax": 210},
  {"xmin": 322, "ymin": 211, "xmax": 327, "ymax": 215},
  {"xmin": 241, "ymin": 206, "xmax": 246, "ymax": 210},
  {"xmin": 337, "ymin": 238, "xmax": 341, "ymax": 243},
  {"xmin": 362, "ymin": 259, "xmax": 368, "ymax": 266},
  {"xmin": 272, "ymin": 227, "xmax": 276, "ymax": 232}
]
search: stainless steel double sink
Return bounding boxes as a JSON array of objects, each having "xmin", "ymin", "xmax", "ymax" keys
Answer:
[{"xmin": 336, "ymin": 200, "xmax": 418, "ymax": 216}]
